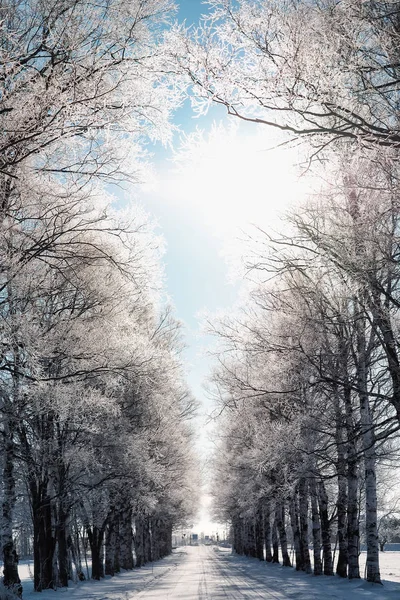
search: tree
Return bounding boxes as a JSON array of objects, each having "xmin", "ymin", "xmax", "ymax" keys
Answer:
[
  {"xmin": 0, "ymin": 0, "xmax": 178, "ymax": 182},
  {"xmin": 207, "ymin": 149, "xmax": 400, "ymax": 584},
  {"xmin": 0, "ymin": 180, "xmax": 199, "ymax": 592},
  {"xmin": 378, "ymin": 516, "xmax": 400, "ymax": 550},
  {"xmin": 172, "ymin": 0, "xmax": 400, "ymax": 151},
  {"xmin": 0, "ymin": 1, "xmax": 188, "ymax": 594}
]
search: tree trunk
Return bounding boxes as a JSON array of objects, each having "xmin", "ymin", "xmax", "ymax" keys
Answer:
[
  {"xmin": 165, "ymin": 522, "xmax": 173, "ymax": 556},
  {"xmin": 105, "ymin": 514, "xmax": 117, "ymax": 576},
  {"xmin": 362, "ymin": 436, "xmax": 380, "ymax": 583},
  {"xmin": 263, "ymin": 502, "xmax": 273, "ymax": 562},
  {"xmin": 298, "ymin": 477, "xmax": 311, "ymax": 574},
  {"xmin": 309, "ymin": 477, "xmax": 322, "ymax": 575},
  {"xmin": 33, "ymin": 489, "xmax": 56, "ymax": 591},
  {"xmin": 150, "ymin": 518, "xmax": 160, "ymax": 562},
  {"xmin": 271, "ymin": 517, "xmax": 279, "ymax": 563},
  {"xmin": 89, "ymin": 526, "xmax": 104, "ymax": 580},
  {"xmin": 1, "ymin": 415, "xmax": 22, "ymax": 597},
  {"xmin": 17, "ymin": 421, "xmax": 55, "ymax": 590},
  {"xmin": 242, "ymin": 520, "xmax": 249, "ymax": 556},
  {"xmin": 275, "ymin": 502, "xmax": 291, "ymax": 566},
  {"xmin": 289, "ymin": 493, "xmax": 302, "ymax": 571},
  {"xmin": 68, "ymin": 532, "xmax": 85, "ymax": 581},
  {"xmin": 56, "ymin": 504, "xmax": 69, "ymax": 587},
  {"xmin": 335, "ymin": 381, "xmax": 348, "ymax": 578},
  {"xmin": 29, "ymin": 473, "xmax": 56, "ymax": 592},
  {"xmin": 233, "ymin": 517, "xmax": 244, "ymax": 555},
  {"xmin": 143, "ymin": 517, "xmax": 152, "ymax": 564},
  {"xmin": 120, "ymin": 506, "xmax": 133, "ymax": 569},
  {"xmin": 255, "ymin": 509, "xmax": 264, "ymax": 560},
  {"xmin": 155, "ymin": 519, "xmax": 172, "ymax": 559},
  {"xmin": 344, "ymin": 383, "xmax": 360, "ymax": 580},
  {"xmin": 134, "ymin": 515, "xmax": 144, "ymax": 567},
  {"xmin": 245, "ymin": 519, "xmax": 257, "ymax": 558},
  {"xmin": 114, "ymin": 513, "xmax": 120, "ymax": 573},
  {"xmin": 356, "ymin": 303, "xmax": 381, "ymax": 584},
  {"xmin": 318, "ymin": 480, "xmax": 333, "ymax": 576},
  {"xmin": 53, "ymin": 422, "xmax": 69, "ymax": 588}
]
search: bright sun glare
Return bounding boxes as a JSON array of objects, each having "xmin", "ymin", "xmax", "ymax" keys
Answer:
[{"xmin": 170, "ymin": 122, "xmax": 307, "ymax": 244}]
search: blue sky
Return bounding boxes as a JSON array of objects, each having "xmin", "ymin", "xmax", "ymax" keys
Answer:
[
  {"xmin": 177, "ymin": 0, "xmax": 210, "ymax": 26},
  {"xmin": 136, "ymin": 3, "xmax": 240, "ymax": 420}
]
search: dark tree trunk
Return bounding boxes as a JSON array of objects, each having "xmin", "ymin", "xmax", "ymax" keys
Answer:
[
  {"xmin": 263, "ymin": 502, "xmax": 273, "ymax": 562},
  {"xmin": 114, "ymin": 513, "xmax": 120, "ymax": 573},
  {"xmin": 119, "ymin": 506, "xmax": 133, "ymax": 569},
  {"xmin": 233, "ymin": 517, "xmax": 244, "ymax": 555},
  {"xmin": 345, "ymin": 385, "xmax": 360, "ymax": 580},
  {"xmin": 105, "ymin": 513, "xmax": 117, "ymax": 577},
  {"xmin": 1, "ymin": 279, "xmax": 22, "ymax": 596},
  {"xmin": 309, "ymin": 477, "xmax": 322, "ymax": 575},
  {"xmin": 318, "ymin": 480, "xmax": 333, "ymax": 576},
  {"xmin": 242, "ymin": 520, "xmax": 249, "ymax": 556},
  {"xmin": 1, "ymin": 416, "xmax": 22, "ymax": 597},
  {"xmin": 56, "ymin": 505, "xmax": 69, "ymax": 587},
  {"xmin": 157, "ymin": 520, "xmax": 172, "ymax": 558},
  {"xmin": 32, "ymin": 488, "xmax": 56, "ymax": 591},
  {"xmin": 143, "ymin": 517, "xmax": 152, "ymax": 563},
  {"xmin": 275, "ymin": 502, "xmax": 291, "ymax": 566},
  {"xmin": 289, "ymin": 493, "xmax": 302, "ymax": 571},
  {"xmin": 150, "ymin": 517, "xmax": 160, "ymax": 562},
  {"xmin": 298, "ymin": 478, "xmax": 311, "ymax": 574},
  {"xmin": 166, "ymin": 522, "xmax": 173, "ymax": 556},
  {"xmin": 245, "ymin": 519, "xmax": 257, "ymax": 558},
  {"xmin": 53, "ymin": 422, "xmax": 70, "ymax": 588},
  {"xmin": 272, "ymin": 517, "xmax": 279, "ymax": 563},
  {"xmin": 19, "ymin": 412, "xmax": 57, "ymax": 591},
  {"xmin": 89, "ymin": 526, "xmax": 104, "ymax": 580},
  {"xmin": 335, "ymin": 390, "xmax": 348, "ymax": 578},
  {"xmin": 255, "ymin": 509, "xmax": 264, "ymax": 560}
]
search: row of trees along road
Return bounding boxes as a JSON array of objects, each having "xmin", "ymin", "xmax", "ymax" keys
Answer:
[
  {"xmin": 0, "ymin": 1, "xmax": 198, "ymax": 598},
  {"xmin": 166, "ymin": 0, "xmax": 400, "ymax": 587}
]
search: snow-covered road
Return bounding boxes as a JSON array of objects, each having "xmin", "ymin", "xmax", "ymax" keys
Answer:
[
  {"xmin": 21, "ymin": 545, "xmax": 400, "ymax": 599},
  {"xmin": 130, "ymin": 545, "xmax": 279, "ymax": 599},
  {"xmin": 132, "ymin": 545, "xmax": 275, "ymax": 599},
  {"xmin": 129, "ymin": 545, "xmax": 400, "ymax": 599}
]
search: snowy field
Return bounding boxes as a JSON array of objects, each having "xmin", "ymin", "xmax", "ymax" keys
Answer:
[{"xmin": 12, "ymin": 545, "xmax": 400, "ymax": 599}]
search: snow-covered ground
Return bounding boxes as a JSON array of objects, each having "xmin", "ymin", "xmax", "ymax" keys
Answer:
[{"xmin": 16, "ymin": 545, "xmax": 400, "ymax": 599}]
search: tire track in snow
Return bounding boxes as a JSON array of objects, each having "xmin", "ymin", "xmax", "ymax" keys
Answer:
[
  {"xmin": 210, "ymin": 548, "xmax": 285, "ymax": 599},
  {"xmin": 130, "ymin": 558, "xmax": 182, "ymax": 599},
  {"xmin": 197, "ymin": 552, "xmax": 209, "ymax": 599}
]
